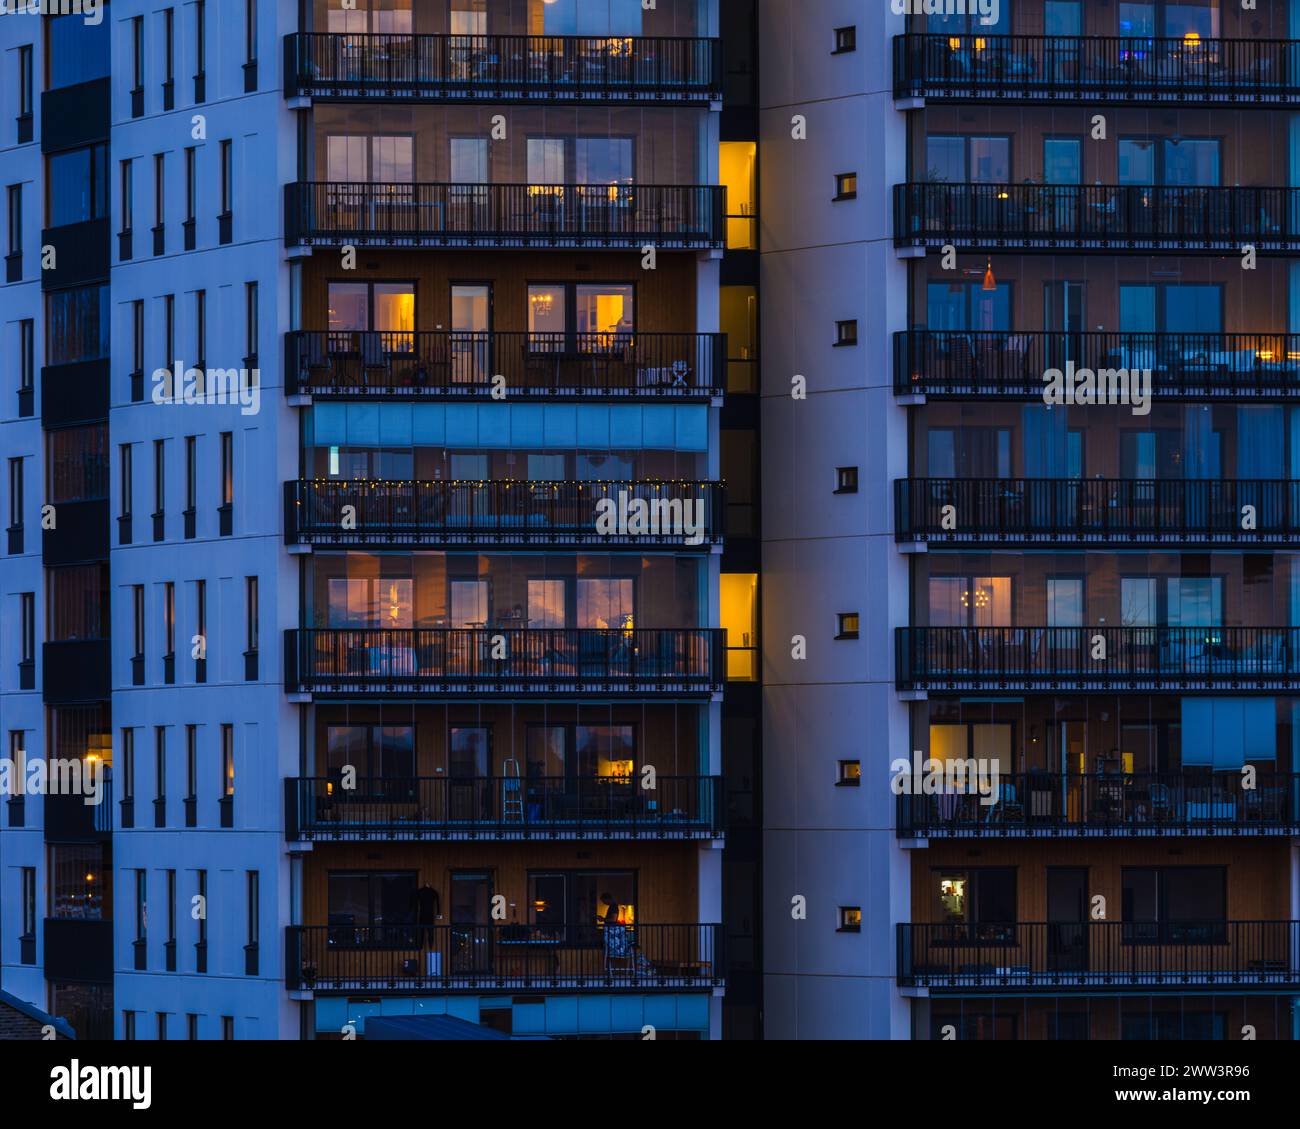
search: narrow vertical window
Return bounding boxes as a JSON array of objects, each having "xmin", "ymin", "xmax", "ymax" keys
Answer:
[
  {"xmin": 153, "ymin": 439, "xmax": 165, "ymax": 519},
  {"xmin": 120, "ymin": 159, "xmax": 133, "ymax": 233},
  {"xmin": 121, "ymin": 728, "xmax": 135, "ymax": 803},
  {"xmin": 119, "ymin": 444, "xmax": 133, "ymax": 521},
  {"xmin": 185, "ymin": 725, "xmax": 196, "ymax": 801},
  {"xmin": 132, "ymin": 586, "xmax": 145, "ymax": 658},
  {"xmin": 164, "ymin": 583, "xmax": 175, "ymax": 657},
  {"xmin": 195, "ymin": 290, "xmax": 206, "ymax": 364}
]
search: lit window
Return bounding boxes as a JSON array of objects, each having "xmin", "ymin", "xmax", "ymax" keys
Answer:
[
  {"xmin": 836, "ymin": 613, "xmax": 860, "ymax": 640},
  {"xmin": 834, "ymin": 173, "xmax": 857, "ymax": 200},
  {"xmin": 837, "ymin": 761, "xmax": 862, "ymax": 787},
  {"xmin": 835, "ymin": 467, "xmax": 859, "ymax": 495},
  {"xmin": 835, "ymin": 320, "xmax": 858, "ymax": 347},
  {"xmin": 838, "ymin": 907, "xmax": 862, "ymax": 933}
]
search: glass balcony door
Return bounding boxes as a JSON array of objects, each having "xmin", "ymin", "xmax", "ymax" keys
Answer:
[{"xmin": 450, "ymin": 283, "xmax": 491, "ymax": 384}]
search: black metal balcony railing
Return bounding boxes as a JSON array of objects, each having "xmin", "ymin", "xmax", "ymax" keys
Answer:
[
  {"xmin": 898, "ymin": 921, "xmax": 1300, "ymax": 989},
  {"xmin": 285, "ymin": 775, "xmax": 724, "ymax": 841},
  {"xmin": 285, "ymin": 479, "xmax": 725, "ymax": 549},
  {"xmin": 895, "ymin": 183, "xmax": 1300, "ymax": 252},
  {"xmin": 898, "ymin": 626, "xmax": 1300, "ymax": 691},
  {"xmin": 897, "ymin": 771, "xmax": 1300, "ymax": 839},
  {"xmin": 285, "ymin": 182, "xmax": 726, "ymax": 249},
  {"xmin": 287, "ymin": 330, "xmax": 726, "ymax": 399},
  {"xmin": 286, "ymin": 627, "xmax": 726, "ymax": 695},
  {"xmin": 895, "ymin": 34, "xmax": 1300, "ymax": 105},
  {"xmin": 895, "ymin": 330, "xmax": 1300, "ymax": 399},
  {"xmin": 285, "ymin": 32, "xmax": 722, "ymax": 103},
  {"xmin": 286, "ymin": 922, "xmax": 722, "ymax": 991},
  {"xmin": 43, "ymin": 768, "xmax": 113, "ymax": 841},
  {"xmin": 896, "ymin": 478, "xmax": 1300, "ymax": 547}
]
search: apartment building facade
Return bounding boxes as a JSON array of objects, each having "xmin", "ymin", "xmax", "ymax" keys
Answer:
[
  {"xmin": 0, "ymin": 0, "xmax": 763, "ymax": 1042},
  {"xmin": 764, "ymin": 0, "xmax": 1300, "ymax": 1039}
]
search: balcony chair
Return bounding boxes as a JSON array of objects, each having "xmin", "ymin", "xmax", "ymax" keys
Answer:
[
  {"xmin": 1148, "ymin": 781, "xmax": 1174, "ymax": 823},
  {"xmin": 987, "ymin": 780, "xmax": 1023, "ymax": 824}
]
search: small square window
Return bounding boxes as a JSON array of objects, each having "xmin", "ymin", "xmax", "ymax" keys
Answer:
[
  {"xmin": 838, "ymin": 906, "xmax": 862, "ymax": 933},
  {"xmin": 833, "ymin": 26, "xmax": 857, "ymax": 54},
  {"xmin": 834, "ymin": 173, "xmax": 857, "ymax": 201},
  {"xmin": 835, "ymin": 467, "xmax": 859, "ymax": 495},
  {"xmin": 836, "ymin": 613, "xmax": 860, "ymax": 640},
  {"xmin": 837, "ymin": 760, "xmax": 862, "ymax": 787},
  {"xmin": 835, "ymin": 320, "xmax": 858, "ymax": 347}
]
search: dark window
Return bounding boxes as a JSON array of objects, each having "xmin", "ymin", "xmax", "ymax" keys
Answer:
[
  {"xmin": 121, "ymin": 729, "xmax": 135, "ymax": 801},
  {"xmin": 166, "ymin": 869, "xmax": 176, "ymax": 943},
  {"xmin": 45, "ymin": 286, "xmax": 109, "ymax": 365},
  {"xmin": 154, "ymin": 154, "xmax": 165, "ymax": 227},
  {"xmin": 21, "ymin": 866, "xmax": 36, "ymax": 938},
  {"xmin": 20, "ymin": 593, "xmax": 35, "ymax": 665},
  {"xmin": 834, "ymin": 172, "xmax": 857, "ymax": 200},
  {"xmin": 836, "ymin": 612, "xmax": 860, "ymax": 640},
  {"xmin": 163, "ymin": 294, "xmax": 175, "ymax": 370},
  {"xmin": 326, "ymin": 870, "xmax": 418, "ymax": 927},
  {"xmin": 245, "ymin": 282, "xmax": 258, "ymax": 361},
  {"xmin": 835, "ymin": 320, "xmax": 858, "ymax": 347},
  {"xmin": 164, "ymin": 582, "xmax": 175, "ymax": 657},
  {"xmin": 246, "ymin": 871, "xmax": 259, "ymax": 950},
  {"xmin": 245, "ymin": 0, "xmax": 257, "ymax": 63},
  {"xmin": 184, "ymin": 148, "xmax": 195, "ymax": 223},
  {"xmin": 834, "ymin": 26, "xmax": 857, "ymax": 53},
  {"xmin": 19, "ymin": 319, "xmax": 33, "ymax": 394},
  {"xmin": 7, "ymin": 184, "xmax": 21, "ymax": 255},
  {"xmin": 132, "ymin": 300, "xmax": 144, "ymax": 374},
  {"xmin": 195, "ymin": 579, "xmax": 206, "ymax": 659},
  {"xmin": 157, "ymin": 1013, "xmax": 168, "ymax": 1041},
  {"xmin": 8, "ymin": 457, "xmax": 22, "ymax": 530},
  {"xmin": 220, "ymin": 432, "xmax": 232, "ymax": 507},
  {"xmin": 185, "ymin": 725, "xmax": 196, "ymax": 800},
  {"xmin": 154, "ymin": 728, "xmax": 167, "ymax": 807},
  {"xmin": 131, "ymin": 16, "xmax": 144, "ymax": 91},
  {"xmin": 221, "ymin": 1016, "xmax": 233, "ymax": 1040},
  {"xmin": 17, "ymin": 44, "xmax": 32, "ymax": 119},
  {"xmin": 220, "ymin": 139, "xmax": 232, "ymax": 216},
  {"xmin": 195, "ymin": 1, "xmax": 206, "ymax": 79},
  {"xmin": 154, "ymin": 439, "xmax": 165, "ymax": 516},
  {"xmin": 46, "ymin": 143, "xmax": 109, "ymax": 226},
  {"xmin": 835, "ymin": 466, "xmax": 858, "ymax": 494},
  {"xmin": 187, "ymin": 1014, "xmax": 198, "ymax": 1040},
  {"xmin": 120, "ymin": 159, "xmax": 133, "ymax": 233},
  {"xmin": 197, "ymin": 870, "xmax": 208, "ymax": 946},
  {"xmin": 245, "ymin": 576, "xmax": 258, "ymax": 653},
  {"xmin": 132, "ymin": 586, "xmax": 144, "ymax": 658},
  {"xmin": 163, "ymin": 9, "xmax": 174, "ymax": 86},
  {"xmin": 184, "ymin": 435, "xmax": 196, "ymax": 513},
  {"xmin": 119, "ymin": 444, "xmax": 132, "ymax": 520},
  {"xmin": 124, "ymin": 1011, "xmax": 136, "ymax": 1041},
  {"xmin": 134, "ymin": 869, "xmax": 148, "ymax": 941},
  {"xmin": 195, "ymin": 290, "xmax": 206, "ymax": 362},
  {"xmin": 48, "ymin": 564, "xmax": 109, "ymax": 641},
  {"xmin": 48, "ymin": 425, "xmax": 108, "ymax": 504},
  {"xmin": 47, "ymin": 13, "xmax": 110, "ymax": 90},
  {"xmin": 1122, "ymin": 867, "xmax": 1227, "ymax": 942}
]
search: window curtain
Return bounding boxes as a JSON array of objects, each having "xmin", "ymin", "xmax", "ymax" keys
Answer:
[
  {"xmin": 1237, "ymin": 406, "xmax": 1285, "ymax": 479},
  {"xmin": 1181, "ymin": 698, "xmax": 1276, "ymax": 767},
  {"xmin": 1022, "ymin": 404, "xmax": 1068, "ymax": 477},
  {"xmin": 1182, "ymin": 407, "xmax": 1216, "ymax": 478}
]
